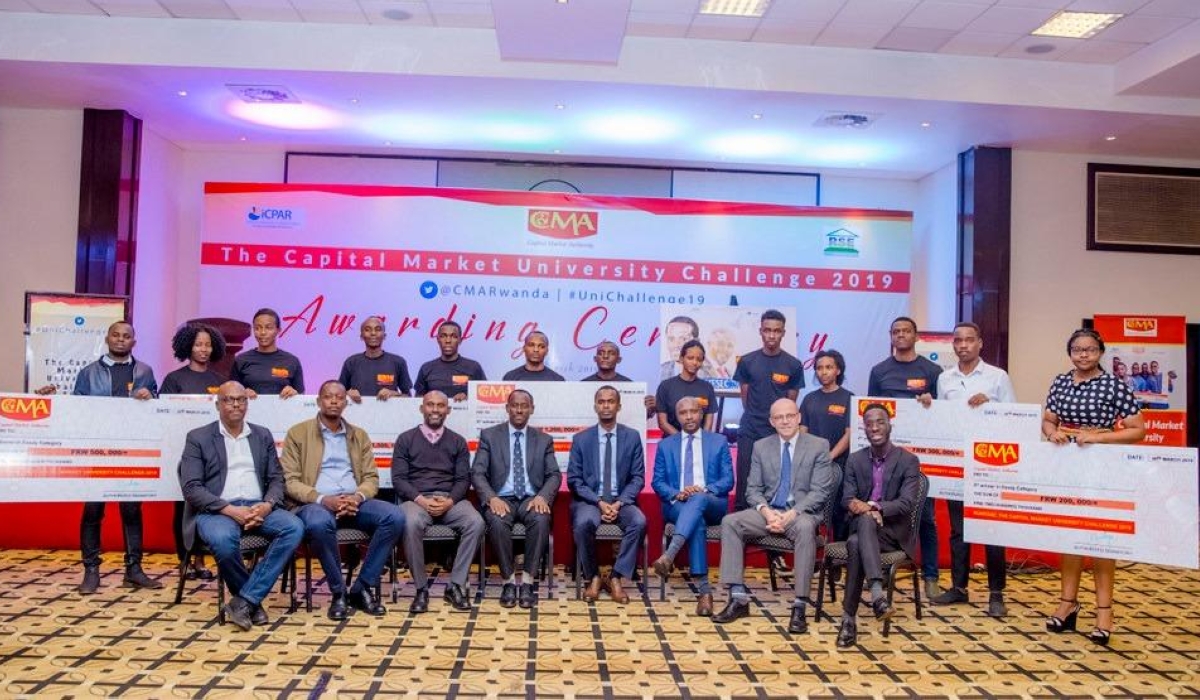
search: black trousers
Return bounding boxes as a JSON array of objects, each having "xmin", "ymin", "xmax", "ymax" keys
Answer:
[
  {"xmin": 946, "ymin": 499, "xmax": 1006, "ymax": 591},
  {"xmin": 483, "ymin": 496, "xmax": 552, "ymax": 580},
  {"xmin": 81, "ymin": 501, "xmax": 144, "ymax": 569},
  {"xmin": 842, "ymin": 513, "xmax": 904, "ymax": 616}
]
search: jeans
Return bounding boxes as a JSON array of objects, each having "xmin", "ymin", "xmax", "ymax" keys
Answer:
[{"xmin": 195, "ymin": 500, "xmax": 304, "ymax": 605}]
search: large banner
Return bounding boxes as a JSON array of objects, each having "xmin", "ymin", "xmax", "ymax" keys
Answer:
[
  {"xmin": 963, "ymin": 440, "xmax": 1198, "ymax": 569},
  {"xmin": 1092, "ymin": 315, "xmax": 1188, "ymax": 446},
  {"xmin": 24, "ymin": 292, "xmax": 128, "ymax": 394},
  {"xmin": 198, "ymin": 185, "xmax": 912, "ymax": 396}
]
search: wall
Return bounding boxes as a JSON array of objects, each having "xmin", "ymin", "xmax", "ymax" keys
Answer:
[
  {"xmin": 132, "ymin": 127, "xmax": 185, "ymax": 377},
  {"xmin": 1009, "ymin": 149, "xmax": 1200, "ymax": 403}
]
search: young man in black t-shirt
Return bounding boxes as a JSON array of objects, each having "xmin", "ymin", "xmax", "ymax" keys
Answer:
[
  {"xmin": 414, "ymin": 321, "xmax": 487, "ymax": 401},
  {"xmin": 338, "ymin": 316, "xmax": 413, "ymax": 402},
  {"xmin": 502, "ymin": 331, "xmax": 565, "ymax": 381}
]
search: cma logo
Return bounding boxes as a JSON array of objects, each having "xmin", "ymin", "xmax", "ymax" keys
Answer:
[
  {"xmin": 247, "ymin": 206, "xmax": 304, "ymax": 227},
  {"xmin": 1123, "ymin": 317, "xmax": 1158, "ymax": 337},
  {"xmin": 476, "ymin": 384, "xmax": 516, "ymax": 405},
  {"xmin": 0, "ymin": 396, "xmax": 52, "ymax": 421},
  {"xmin": 857, "ymin": 399, "xmax": 896, "ymax": 417},
  {"xmin": 527, "ymin": 209, "xmax": 599, "ymax": 239},
  {"xmin": 973, "ymin": 442, "xmax": 1019, "ymax": 466}
]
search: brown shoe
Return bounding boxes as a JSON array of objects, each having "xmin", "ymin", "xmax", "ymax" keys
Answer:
[
  {"xmin": 607, "ymin": 576, "xmax": 630, "ymax": 604},
  {"xmin": 583, "ymin": 576, "xmax": 602, "ymax": 602},
  {"xmin": 695, "ymin": 593, "xmax": 714, "ymax": 617}
]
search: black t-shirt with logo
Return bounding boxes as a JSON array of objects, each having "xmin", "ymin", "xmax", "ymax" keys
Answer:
[
  {"xmin": 231, "ymin": 348, "xmax": 305, "ymax": 395},
  {"xmin": 866, "ymin": 356, "xmax": 942, "ymax": 399},
  {"xmin": 800, "ymin": 386, "xmax": 853, "ymax": 464},
  {"xmin": 655, "ymin": 375, "xmax": 718, "ymax": 431},
  {"xmin": 733, "ymin": 349, "xmax": 806, "ymax": 440},
  {"xmin": 160, "ymin": 367, "xmax": 224, "ymax": 395},
  {"xmin": 339, "ymin": 352, "xmax": 413, "ymax": 396},
  {"xmin": 414, "ymin": 356, "xmax": 487, "ymax": 397}
]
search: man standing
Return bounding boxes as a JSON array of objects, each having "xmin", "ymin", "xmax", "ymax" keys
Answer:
[
  {"xmin": 392, "ymin": 391, "xmax": 485, "ymax": 613},
  {"xmin": 713, "ymin": 399, "xmax": 833, "ymax": 633},
  {"xmin": 929, "ymin": 322, "xmax": 1015, "ymax": 618},
  {"xmin": 567, "ymin": 386, "xmax": 646, "ymax": 604},
  {"xmin": 179, "ymin": 381, "xmax": 305, "ymax": 630},
  {"xmin": 651, "ymin": 397, "xmax": 733, "ymax": 616},
  {"xmin": 74, "ymin": 321, "xmax": 161, "ymax": 594},
  {"xmin": 338, "ymin": 316, "xmax": 413, "ymax": 403},
  {"xmin": 281, "ymin": 381, "xmax": 404, "ymax": 620},
  {"xmin": 502, "ymin": 331, "xmax": 565, "ymax": 381},
  {"xmin": 866, "ymin": 316, "xmax": 943, "ymax": 599},
  {"xmin": 581, "ymin": 341, "xmax": 632, "ymax": 382},
  {"xmin": 836, "ymin": 403, "xmax": 922, "ymax": 648},
  {"xmin": 471, "ymin": 389, "xmax": 560, "ymax": 609},
  {"xmin": 414, "ymin": 321, "xmax": 487, "ymax": 401},
  {"xmin": 732, "ymin": 310, "xmax": 805, "ymax": 512}
]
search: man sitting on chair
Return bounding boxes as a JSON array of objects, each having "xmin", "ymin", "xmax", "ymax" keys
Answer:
[
  {"xmin": 713, "ymin": 398, "xmax": 834, "ymax": 634},
  {"xmin": 281, "ymin": 381, "xmax": 405, "ymax": 620},
  {"xmin": 651, "ymin": 396, "xmax": 733, "ymax": 617},
  {"xmin": 180, "ymin": 381, "xmax": 305, "ymax": 631},
  {"xmin": 471, "ymin": 389, "xmax": 560, "ymax": 609},
  {"xmin": 836, "ymin": 402, "xmax": 922, "ymax": 648}
]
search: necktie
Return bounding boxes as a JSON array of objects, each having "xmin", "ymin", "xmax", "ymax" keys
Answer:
[
  {"xmin": 602, "ymin": 432, "xmax": 614, "ymax": 501},
  {"xmin": 512, "ymin": 431, "xmax": 525, "ymax": 497},
  {"xmin": 771, "ymin": 440, "xmax": 792, "ymax": 508},
  {"xmin": 683, "ymin": 433, "xmax": 695, "ymax": 488}
]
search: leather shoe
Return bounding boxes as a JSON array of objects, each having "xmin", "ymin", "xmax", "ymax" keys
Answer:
[
  {"xmin": 225, "ymin": 595, "xmax": 254, "ymax": 631},
  {"xmin": 695, "ymin": 593, "xmax": 714, "ymax": 617},
  {"xmin": 410, "ymin": 586, "xmax": 429, "ymax": 614},
  {"xmin": 78, "ymin": 567, "xmax": 100, "ymax": 595},
  {"xmin": 712, "ymin": 599, "xmax": 751, "ymax": 624},
  {"xmin": 987, "ymin": 591, "xmax": 1007, "ymax": 619},
  {"xmin": 652, "ymin": 554, "xmax": 674, "ymax": 579},
  {"xmin": 583, "ymin": 576, "xmax": 602, "ymax": 602},
  {"xmin": 194, "ymin": 567, "xmax": 216, "ymax": 582},
  {"xmin": 606, "ymin": 576, "xmax": 630, "ymax": 604},
  {"xmin": 349, "ymin": 587, "xmax": 387, "ymax": 617},
  {"xmin": 517, "ymin": 583, "xmax": 536, "ymax": 609},
  {"xmin": 788, "ymin": 605, "xmax": 808, "ymax": 634},
  {"xmin": 123, "ymin": 566, "xmax": 163, "ymax": 590},
  {"xmin": 328, "ymin": 593, "xmax": 350, "ymax": 621},
  {"xmin": 836, "ymin": 618, "xmax": 858, "ymax": 648},
  {"xmin": 444, "ymin": 583, "xmax": 472, "ymax": 611},
  {"xmin": 871, "ymin": 596, "xmax": 894, "ymax": 621},
  {"xmin": 931, "ymin": 587, "xmax": 969, "ymax": 606},
  {"xmin": 499, "ymin": 582, "xmax": 518, "ymax": 608},
  {"xmin": 251, "ymin": 603, "xmax": 269, "ymax": 626}
]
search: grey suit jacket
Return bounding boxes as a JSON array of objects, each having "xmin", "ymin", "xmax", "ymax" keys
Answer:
[
  {"xmin": 746, "ymin": 432, "xmax": 834, "ymax": 515},
  {"xmin": 471, "ymin": 422, "xmax": 561, "ymax": 504}
]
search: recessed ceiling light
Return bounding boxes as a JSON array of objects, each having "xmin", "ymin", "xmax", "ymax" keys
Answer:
[
  {"xmin": 384, "ymin": 141, "xmax": 392, "ymax": 146},
  {"xmin": 1032, "ymin": 11, "xmax": 1122, "ymax": 39},
  {"xmin": 239, "ymin": 136, "xmax": 247, "ymax": 141},
  {"xmin": 920, "ymin": 121, "xmax": 931, "ymax": 128},
  {"xmin": 1105, "ymin": 135, "xmax": 1117, "ymax": 141},
  {"xmin": 176, "ymin": 90, "xmax": 188, "ymax": 97},
  {"xmin": 553, "ymin": 149, "xmax": 562, "ymax": 154},
  {"xmin": 349, "ymin": 98, "xmax": 359, "ymax": 104},
  {"xmin": 700, "ymin": 0, "xmax": 770, "ymax": 18},
  {"xmin": 555, "ymin": 103, "xmax": 566, "ymax": 110},
  {"xmin": 227, "ymin": 84, "xmax": 300, "ymax": 104},
  {"xmin": 556, "ymin": 0, "xmax": 568, "ymax": 4},
  {"xmin": 751, "ymin": 113, "xmax": 762, "ymax": 120}
]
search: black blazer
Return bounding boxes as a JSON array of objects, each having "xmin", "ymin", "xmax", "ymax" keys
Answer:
[
  {"xmin": 471, "ymin": 422, "xmax": 561, "ymax": 504},
  {"xmin": 178, "ymin": 421, "xmax": 286, "ymax": 551},
  {"xmin": 840, "ymin": 445, "xmax": 922, "ymax": 559}
]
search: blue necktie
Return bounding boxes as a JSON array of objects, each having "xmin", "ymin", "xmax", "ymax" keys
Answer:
[
  {"xmin": 512, "ymin": 431, "xmax": 525, "ymax": 497},
  {"xmin": 771, "ymin": 441, "xmax": 792, "ymax": 509},
  {"xmin": 683, "ymin": 433, "xmax": 695, "ymax": 488}
]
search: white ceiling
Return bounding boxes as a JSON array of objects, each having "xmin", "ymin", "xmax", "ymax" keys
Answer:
[{"xmin": 1, "ymin": 0, "xmax": 1199, "ymax": 178}]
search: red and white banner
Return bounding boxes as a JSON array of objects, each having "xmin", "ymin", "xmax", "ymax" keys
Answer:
[
  {"xmin": 199, "ymin": 184, "xmax": 913, "ymax": 391},
  {"xmin": 1093, "ymin": 315, "xmax": 1188, "ymax": 446}
]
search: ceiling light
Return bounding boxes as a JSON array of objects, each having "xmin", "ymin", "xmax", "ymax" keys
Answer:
[
  {"xmin": 176, "ymin": 90, "xmax": 188, "ymax": 97},
  {"xmin": 1032, "ymin": 11, "xmax": 1122, "ymax": 39},
  {"xmin": 349, "ymin": 98, "xmax": 359, "ymax": 104},
  {"xmin": 1105, "ymin": 135, "xmax": 1117, "ymax": 141},
  {"xmin": 226, "ymin": 84, "xmax": 300, "ymax": 104},
  {"xmin": 751, "ymin": 113, "xmax": 762, "ymax": 120},
  {"xmin": 700, "ymin": 0, "xmax": 770, "ymax": 18},
  {"xmin": 555, "ymin": 103, "xmax": 566, "ymax": 110},
  {"xmin": 227, "ymin": 102, "xmax": 344, "ymax": 130},
  {"xmin": 920, "ymin": 121, "xmax": 931, "ymax": 128},
  {"xmin": 556, "ymin": 0, "xmax": 568, "ymax": 4}
]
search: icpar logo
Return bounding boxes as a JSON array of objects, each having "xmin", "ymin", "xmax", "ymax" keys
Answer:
[
  {"xmin": 973, "ymin": 442, "xmax": 1020, "ymax": 466},
  {"xmin": 247, "ymin": 206, "xmax": 304, "ymax": 229},
  {"xmin": 0, "ymin": 396, "xmax": 52, "ymax": 421},
  {"xmin": 527, "ymin": 209, "xmax": 599, "ymax": 239},
  {"xmin": 476, "ymin": 384, "xmax": 516, "ymax": 405},
  {"xmin": 1123, "ymin": 317, "xmax": 1158, "ymax": 338}
]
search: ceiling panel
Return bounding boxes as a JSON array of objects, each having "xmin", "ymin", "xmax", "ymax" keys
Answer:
[
  {"xmin": 1099, "ymin": 14, "xmax": 1191, "ymax": 42},
  {"xmin": 877, "ymin": 26, "xmax": 957, "ymax": 51},
  {"xmin": 1136, "ymin": 0, "xmax": 1200, "ymax": 17},
  {"xmin": 901, "ymin": 1, "xmax": 989, "ymax": 30},
  {"xmin": 814, "ymin": 22, "xmax": 895, "ymax": 48},
  {"xmin": 938, "ymin": 30, "xmax": 1022, "ymax": 55},
  {"xmin": 832, "ymin": 0, "xmax": 918, "ymax": 25}
]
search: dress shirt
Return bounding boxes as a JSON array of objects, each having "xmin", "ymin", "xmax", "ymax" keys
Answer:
[
  {"xmin": 218, "ymin": 421, "xmax": 263, "ymax": 502},
  {"xmin": 498, "ymin": 425, "xmax": 530, "ymax": 498},
  {"xmin": 679, "ymin": 430, "xmax": 706, "ymax": 490},
  {"xmin": 419, "ymin": 423, "xmax": 445, "ymax": 444},
  {"xmin": 937, "ymin": 359, "xmax": 1017, "ymax": 403},
  {"xmin": 315, "ymin": 420, "xmax": 356, "ymax": 498}
]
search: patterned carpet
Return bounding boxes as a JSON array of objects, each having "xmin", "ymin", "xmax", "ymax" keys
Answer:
[{"xmin": 1, "ymin": 549, "xmax": 1198, "ymax": 699}]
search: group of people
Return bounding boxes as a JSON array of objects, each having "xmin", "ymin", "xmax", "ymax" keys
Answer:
[{"xmin": 41, "ymin": 307, "xmax": 1144, "ymax": 648}]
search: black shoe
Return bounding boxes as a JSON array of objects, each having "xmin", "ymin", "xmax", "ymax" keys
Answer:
[
  {"xmin": 871, "ymin": 597, "xmax": 894, "ymax": 621},
  {"xmin": 225, "ymin": 595, "xmax": 254, "ymax": 631},
  {"xmin": 788, "ymin": 605, "xmax": 808, "ymax": 634},
  {"xmin": 328, "ymin": 592, "xmax": 350, "ymax": 621},
  {"xmin": 987, "ymin": 591, "xmax": 1007, "ymax": 619},
  {"xmin": 349, "ymin": 586, "xmax": 387, "ymax": 617},
  {"xmin": 1088, "ymin": 605, "xmax": 1113, "ymax": 646},
  {"xmin": 444, "ymin": 583, "xmax": 472, "ymax": 611},
  {"xmin": 1046, "ymin": 599, "xmax": 1079, "ymax": 633},
  {"xmin": 499, "ymin": 582, "xmax": 518, "ymax": 608},
  {"xmin": 836, "ymin": 619, "xmax": 858, "ymax": 648},
  {"xmin": 251, "ymin": 603, "xmax": 269, "ymax": 626},
  {"xmin": 518, "ymin": 583, "xmax": 536, "ymax": 609},
  {"xmin": 123, "ymin": 566, "xmax": 163, "ymax": 590},
  {"xmin": 193, "ymin": 567, "xmax": 216, "ymax": 582},
  {"xmin": 410, "ymin": 586, "xmax": 429, "ymax": 614},
  {"xmin": 932, "ymin": 587, "xmax": 969, "ymax": 606},
  {"xmin": 712, "ymin": 599, "xmax": 751, "ymax": 624},
  {"xmin": 78, "ymin": 566, "xmax": 100, "ymax": 595}
]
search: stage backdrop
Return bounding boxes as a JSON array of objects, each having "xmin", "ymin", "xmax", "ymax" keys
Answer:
[{"xmin": 198, "ymin": 184, "xmax": 912, "ymax": 394}]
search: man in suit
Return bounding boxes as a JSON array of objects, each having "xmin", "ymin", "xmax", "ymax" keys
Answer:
[
  {"xmin": 567, "ymin": 385, "xmax": 646, "ymax": 604},
  {"xmin": 713, "ymin": 398, "xmax": 834, "ymax": 634},
  {"xmin": 180, "ymin": 381, "xmax": 305, "ymax": 631},
  {"xmin": 836, "ymin": 402, "xmax": 922, "ymax": 648},
  {"xmin": 651, "ymin": 397, "xmax": 734, "ymax": 616},
  {"xmin": 281, "ymin": 380, "xmax": 405, "ymax": 620},
  {"xmin": 471, "ymin": 389, "xmax": 561, "ymax": 609}
]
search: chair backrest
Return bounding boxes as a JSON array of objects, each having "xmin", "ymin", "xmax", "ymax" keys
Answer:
[
  {"xmin": 821, "ymin": 463, "xmax": 844, "ymax": 535},
  {"xmin": 907, "ymin": 472, "xmax": 930, "ymax": 533}
]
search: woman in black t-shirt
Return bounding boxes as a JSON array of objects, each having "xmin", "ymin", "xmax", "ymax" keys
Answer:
[
  {"xmin": 230, "ymin": 308, "xmax": 305, "ymax": 398},
  {"xmin": 655, "ymin": 339, "xmax": 718, "ymax": 436}
]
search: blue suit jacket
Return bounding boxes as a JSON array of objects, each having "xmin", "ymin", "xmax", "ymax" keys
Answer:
[
  {"xmin": 567, "ymin": 423, "xmax": 644, "ymax": 506},
  {"xmin": 651, "ymin": 429, "xmax": 733, "ymax": 503}
]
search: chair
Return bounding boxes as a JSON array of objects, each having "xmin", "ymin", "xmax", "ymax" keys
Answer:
[
  {"xmin": 301, "ymin": 527, "xmax": 396, "ymax": 611},
  {"xmin": 391, "ymin": 523, "xmax": 463, "ymax": 603},
  {"xmin": 174, "ymin": 534, "xmax": 297, "ymax": 624},
  {"xmin": 746, "ymin": 463, "xmax": 844, "ymax": 593},
  {"xmin": 657, "ymin": 523, "xmax": 721, "ymax": 601},
  {"xmin": 574, "ymin": 522, "xmax": 649, "ymax": 600},
  {"xmin": 478, "ymin": 522, "xmax": 555, "ymax": 597},
  {"xmin": 815, "ymin": 472, "xmax": 929, "ymax": 636}
]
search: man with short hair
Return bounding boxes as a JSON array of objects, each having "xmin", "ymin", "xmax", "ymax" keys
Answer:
[
  {"xmin": 338, "ymin": 316, "xmax": 413, "ymax": 403},
  {"xmin": 866, "ymin": 315, "xmax": 943, "ymax": 599},
  {"xmin": 471, "ymin": 389, "xmax": 560, "ymax": 609},
  {"xmin": 713, "ymin": 399, "xmax": 833, "ymax": 634},
  {"xmin": 651, "ymin": 396, "xmax": 733, "ymax": 616},
  {"xmin": 414, "ymin": 321, "xmax": 487, "ymax": 401},
  {"xmin": 836, "ymin": 403, "xmax": 922, "ymax": 648},
  {"xmin": 73, "ymin": 321, "xmax": 161, "ymax": 594},
  {"xmin": 180, "ymin": 381, "xmax": 305, "ymax": 630},
  {"xmin": 580, "ymin": 341, "xmax": 632, "ymax": 383},
  {"xmin": 281, "ymin": 381, "xmax": 404, "ymax": 619},
  {"xmin": 392, "ymin": 391, "xmax": 486, "ymax": 613},
  {"xmin": 567, "ymin": 385, "xmax": 646, "ymax": 604},
  {"xmin": 502, "ymin": 331, "xmax": 565, "ymax": 381}
]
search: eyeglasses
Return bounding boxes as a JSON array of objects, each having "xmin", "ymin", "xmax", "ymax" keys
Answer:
[
  {"xmin": 1069, "ymin": 346, "xmax": 1102, "ymax": 355},
  {"xmin": 218, "ymin": 396, "xmax": 249, "ymax": 405},
  {"xmin": 770, "ymin": 413, "xmax": 800, "ymax": 422}
]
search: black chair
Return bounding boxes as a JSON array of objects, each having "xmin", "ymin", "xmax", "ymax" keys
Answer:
[
  {"xmin": 746, "ymin": 464, "xmax": 844, "ymax": 593},
  {"xmin": 174, "ymin": 535, "xmax": 297, "ymax": 624},
  {"xmin": 301, "ymin": 527, "xmax": 396, "ymax": 611},
  {"xmin": 815, "ymin": 472, "xmax": 929, "ymax": 636},
  {"xmin": 574, "ymin": 522, "xmax": 649, "ymax": 600},
  {"xmin": 478, "ymin": 522, "xmax": 555, "ymax": 597},
  {"xmin": 657, "ymin": 523, "xmax": 721, "ymax": 601},
  {"xmin": 392, "ymin": 523, "xmax": 463, "ymax": 603}
]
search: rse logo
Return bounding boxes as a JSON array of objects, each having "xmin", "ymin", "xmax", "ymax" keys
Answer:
[
  {"xmin": 527, "ymin": 209, "xmax": 599, "ymax": 239},
  {"xmin": 477, "ymin": 384, "xmax": 516, "ymax": 404},
  {"xmin": 0, "ymin": 396, "xmax": 52, "ymax": 421},
  {"xmin": 1123, "ymin": 317, "xmax": 1158, "ymax": 337},
  {"xmin": 973, "ymin": 442, "xmax": 1020, "ymax": 466}
]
